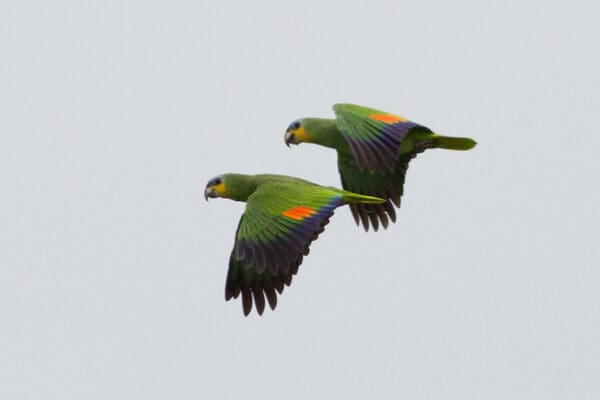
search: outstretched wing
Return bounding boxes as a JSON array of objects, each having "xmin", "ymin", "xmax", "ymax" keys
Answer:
[
  {"xmin": 337, "ymin": 139, "xmax": 432, "ymax": 231},
  {"xmin": 225, "ymin": 182, "xmax": 344, "ymax": 316},
  {"xmin": 333, "ymin": 103, "xmax": 428, "ymax": 174}
]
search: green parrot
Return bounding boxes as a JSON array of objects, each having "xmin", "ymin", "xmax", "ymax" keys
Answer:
[
  {"xmin": 284, "ymin": 103, "xmax": 477, "ymax": 231},
  {"xmin": 204, "ymin": 173, "xmax": 384, "ymax": 316}
]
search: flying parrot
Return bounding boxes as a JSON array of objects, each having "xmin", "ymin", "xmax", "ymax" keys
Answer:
[
  {"xmin": 204, "ymin": 173, "xmax": 384, "ymax": 316},
  {"xmin": 284, "ymin": 103, "xmax": 477, "ymax": 231}
]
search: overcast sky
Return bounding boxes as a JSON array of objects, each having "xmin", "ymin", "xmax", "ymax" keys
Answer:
[{"xmin": 2, "ymin": 1, "xmax": 599, "ymax": 399}]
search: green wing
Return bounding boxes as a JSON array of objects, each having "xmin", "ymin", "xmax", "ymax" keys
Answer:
[
  {"xmin": 333, "ymin": 103, "xmax": 429, "ymax": 174},
  {"xmin": 225, "ymin": 182, "xmax": 345, "ymax": 316},
  {"xmin": 337, "ymin": 134, "xmax": 434, "ymax": 231}
]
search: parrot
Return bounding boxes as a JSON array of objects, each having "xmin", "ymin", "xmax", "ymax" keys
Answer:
[
  {"xmin": 284, "ymin": 103, "xmax": 477, "ymax": 231},
  {"xmin": 204, "ymin": 173, "xmax": 385, "ymax": 316}
]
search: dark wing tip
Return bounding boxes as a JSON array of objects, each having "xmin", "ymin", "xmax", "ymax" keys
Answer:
[
  {"xmin": 241, "ymin": 288, "xmax": 252, "ymax": 316},
  {"xmin": 252, "ymin": 287, "xmax": 266, "ymax": 316},
  {"xmin": 352, "ymin": 202, "xmax": 399, "ymax": 232},
  {"xmin": 265, "ymin": 286, "xmax": 277, "ymax": 310}
]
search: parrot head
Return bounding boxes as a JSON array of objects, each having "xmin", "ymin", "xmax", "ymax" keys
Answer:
[
  {"xmin": 204, "ymin": 175, "xmax": 227, "ymax": 200},
  {"xmin": 204, "ymin": 173, "xmax": 258, "ymax": 202},
  {"xmin": 284, "ymin": 119, "xmax": 310, "ymax": 146}
]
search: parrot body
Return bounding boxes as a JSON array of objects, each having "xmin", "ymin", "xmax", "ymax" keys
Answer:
[
  {"xmin": 204, "ymin": 173, "xmax": 384, "ymax": 316},
  {"xmin": 284, "ymin": 103, "xmax": 477, "ymax": 231}
]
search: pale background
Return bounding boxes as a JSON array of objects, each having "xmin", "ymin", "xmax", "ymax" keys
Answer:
[{"xmin": 2, "ymin": 1, "xmax": 599, "ymax": 399}]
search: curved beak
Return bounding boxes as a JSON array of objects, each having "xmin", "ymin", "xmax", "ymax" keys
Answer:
[
  {"xmin": 204, "ymin": 186, "xmax": 218, "ymax": 201},
  {"xmin": 284, "ymin": 130, "xmax": 297, "ymax": 147}
]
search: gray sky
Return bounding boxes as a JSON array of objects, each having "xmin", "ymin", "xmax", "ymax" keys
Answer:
[{"xmin": 2, "ymin": 1, "xmax": 599, "ymax": 399}]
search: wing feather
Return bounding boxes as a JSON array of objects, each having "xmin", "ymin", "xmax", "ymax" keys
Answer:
[
  {"xmin": 224, "ymin": 182, "xmax": 344, "ymax": 316},
  {"xmin": 338, "ymin": 145, "xmax": 428, "ymax": 231},
  {"xmin": 333, "ymin": 103, "xmax": 427, "ymax": 174}
]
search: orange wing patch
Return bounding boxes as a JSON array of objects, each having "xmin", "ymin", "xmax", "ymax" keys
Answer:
[
  {"xmin": 369, "ymin": 113, "xmax": 407, "ymax": 124},
  {"xmin": 282, "ymin": 206, "xmax": 317, "ymax": 221}
]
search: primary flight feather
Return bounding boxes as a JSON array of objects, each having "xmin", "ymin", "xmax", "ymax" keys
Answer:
[
  {"xmin": 284, "ymin": 103, "xmax": 477, "ymax": 231},
  {"xmin": 204, "ymin": 173, "xmax": 384, "ymax": 316}
]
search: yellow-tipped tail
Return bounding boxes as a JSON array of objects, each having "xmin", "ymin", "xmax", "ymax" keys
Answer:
[
  {"xmin": 434, "ymin": 135, "xmax": 477, "ymax": 150},
  {"xmin": 341, "ymin": 191, "xmax": 386, "ymax": 204}
]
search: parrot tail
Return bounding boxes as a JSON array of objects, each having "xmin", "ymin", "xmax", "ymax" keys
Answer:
[
  {"xmin": 433, "ymin": 135, "xmax": 477, "ymax": 151},
  {"xmin": 340, "ymin": 191, "xmax": 386, "ymax": 204}
]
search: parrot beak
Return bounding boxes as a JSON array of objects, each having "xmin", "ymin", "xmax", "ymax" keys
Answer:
[
  {"xmin": 284, "ymin": 130, "xmax": 297, "ymax": 147},
  {"xmin": 204, "ymin": 186, "xmax": 218, "ymax": 201}
]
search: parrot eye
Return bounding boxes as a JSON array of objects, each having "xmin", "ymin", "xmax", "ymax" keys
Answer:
[
  {"xmin": 208, "ymin": 177, "xmax": 223, "ymax": 187},
  {"xmin": 292, "ymin": 121, "xmax": 301, "ymax": 130}
]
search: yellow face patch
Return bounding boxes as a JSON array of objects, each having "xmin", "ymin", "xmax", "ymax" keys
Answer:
[
  {"xmin": 213, "ymin": 181, "xmax": 227, "ymax": 196},
  {"xmin": 282, "ymin": 206, "xmax": 317, "ymax": 220},
  {"xmin": 369, "ymin": 113, "xmax": 408, "ymax": 124},
  {"xmin": 293, "ymin": 126, "xmax": 310, "ymax": 142}
]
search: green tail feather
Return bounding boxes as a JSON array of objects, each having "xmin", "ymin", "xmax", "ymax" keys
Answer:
[
  {"xmin": 340, "ymin": 191, "xmax": 385, "ymax": 204},
  {"xmin": 433, "ymin": 135, "xmax": 477, "ymax": 150}
]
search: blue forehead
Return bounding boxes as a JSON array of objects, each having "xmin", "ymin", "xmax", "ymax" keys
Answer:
[
  {"xmin": 287, "ymin": 120, "xmax": 302, "ymax": 131},
  {"xmin": 207, "ymin": 175, "xmax": 224, "ymax": 186}
]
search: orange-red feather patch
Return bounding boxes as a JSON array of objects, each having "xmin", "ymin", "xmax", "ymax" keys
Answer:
[
  {"xmin": 282, "ymin": 206, "xmax": 317, "ymax": 221},
  {"xmin": 369, "ymin": 113, "xmax": 407, "ymax": 124}
]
